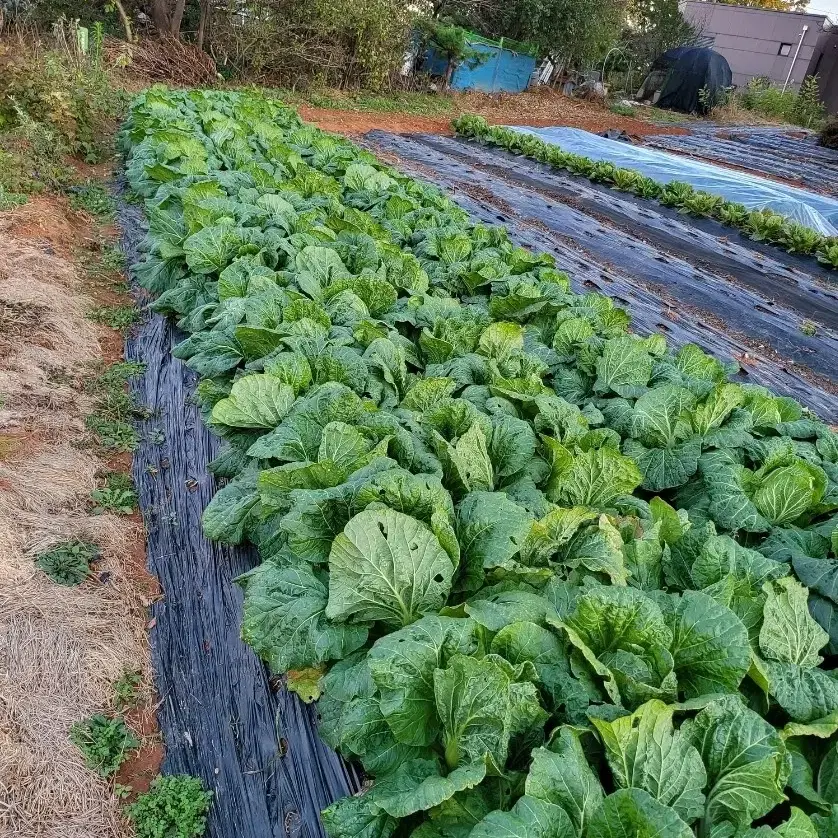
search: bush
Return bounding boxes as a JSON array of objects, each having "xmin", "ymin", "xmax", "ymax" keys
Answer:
[
  {"xmin": 210, "ymin": 0, "xmax": 415, "ymax": 90},
  {"xmin": 738, "ymin": 75, "xmax": 825, "ymax": 128},
  {"xmin": 0, "ymin": 31, "xmax": 129, "ymax": 193}
]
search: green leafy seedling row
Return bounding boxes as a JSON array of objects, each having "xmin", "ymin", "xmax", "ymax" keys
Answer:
[
  {"xmin": 453, "ymin": 114, "xmax": 838, "ymax": 268},
  {"xmin": 121, "ymin": 87, "xmax": 838, "ymax": 838}
]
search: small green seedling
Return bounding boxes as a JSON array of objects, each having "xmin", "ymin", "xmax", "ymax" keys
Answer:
[
  {"xmin": 35, "ymin": 540, "xmax": 99, "ymax": 585},
  {"xmin": 85, "ymin": 414, "xmax": 138, "ymax": 451},
  {"xmin": 113, "ymin": 669, "xmax": 143, "ymax": 709},
  {"xmin": 126, "ymin": 775, "xmax": 213, "ymax": 838},
  {"xmin": 91, "ymin": 473, "xmax": 137, "ymax": 515},
  {"xmin": 800, "ymin": 320, "xmax": 818, "ymax": 336},
  {"xmin": 70, "ymin": 713, "xmax": 139, "ymax": 777}
]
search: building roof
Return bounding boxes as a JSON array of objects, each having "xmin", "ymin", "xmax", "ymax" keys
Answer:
[{"xmin": 681, "ymin": 0, "xmax": 828, "ymax": 22}]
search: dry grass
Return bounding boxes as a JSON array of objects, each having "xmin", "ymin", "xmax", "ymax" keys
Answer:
[{"xmin": 0, "ymin": 200, "xmax": 149, "ymax": 838}]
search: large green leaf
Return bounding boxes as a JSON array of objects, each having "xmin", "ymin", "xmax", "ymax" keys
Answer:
[
  {"xmin": 434, "ymin": 654, "xmax": 513, "ymax": 770},
  {"xmin": 211, "ymin": 374, "xmax": 296, "ymax": 428},
  {"xmin": 668, "ymin": 590, "xmax": 750, "ymax": 698},
  {"xmin": 590, "ymin": 699, "xmax": 706, "ymax": 823},
  {"xmin": 586, "ymin": 788, "xmax": 693, "ymax": 838},
  {"xmin": 525, "ymin": 733, "xmax": 604, "ymax": 833},
  {"xmin": 760, "ymin": 577, "xmax": 828, "ymax": 668},
  {"xmin": 238, "ymin": 560, "xmax": 368, "ymax": 672},
  {"xmin": 327, "ymin": 508, "xmax": 455, "ymax": 627},
  {"xmin": 367, "ymin": 616, "xmax": 482, "ymax": 747},
  {"xmin": 683, "ymin": 696, "xmax": 788, "ymax": 829},
  {"xmin": 371, "ymin": 758, "xmax": 487, "ymax": 818}
]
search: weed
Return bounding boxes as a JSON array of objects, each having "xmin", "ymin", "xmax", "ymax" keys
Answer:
[
  {"xmin": 126, "ymin": 775, "xmax": 213, "ymax": 838},
  {"xmin": 609, "ymin": 102, "xmax": 636, "ymax": 117},
  {"xmin": 113, "ymin": 669, "xmax": 143, "ymax": 709},
  {"xmin": 817, "ymin": 241, "xmax": 838, "ymax": 268},
  {"xmin": 88, "ymin": 304, "xmax": 139, "ymax": 331},
  {"xmin": 68, "ymin": 182, "xmax": 115, "ymax": 218},
  {"xmin": 274, "ymin": 87, "xmax": 453, "ymax": 117},
  {"xmin": 800, "ymin": 320, "xmax": 818, "ymax": 336},
  {"xmin": 35, "ymin": 540, "xmax": 99, "ymax": 585},
  {"xmin": 85, "ymin": 414, "xmax": 137, "ymax": 451},
  {"xmin": 114, "ymin": 782, "xmax": 134, "ymax": 800},
  {"xmin": 91, "ymin": 472, "xmax": 137, "ymax": 515},
  {"xmin": 70, "ymin": 713, "xmax": 139, "ymax": 777},
  {"xmin": 0, "ymin": 190, "xmax": 27, "ymax": 210}
]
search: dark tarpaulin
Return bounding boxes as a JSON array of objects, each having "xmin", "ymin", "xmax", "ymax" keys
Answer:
[
  {"xmin": 117, "ymin": 189, "xmax": 361, "ymax": 838},
  {"xmin": 646, "ymin": 47, "xmax": 732, "ymax": 114}
]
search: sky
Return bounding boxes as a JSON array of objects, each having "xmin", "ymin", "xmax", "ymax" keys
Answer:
[{"xmin": 805, "ymin": 0, "xmax": 838, "ymax": 21}]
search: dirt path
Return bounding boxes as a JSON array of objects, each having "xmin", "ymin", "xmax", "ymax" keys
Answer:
[
  {"xmin": 299, "ymin": 88, "xmax": 689, "ymax": 137},
  {"xmin": 0, "ymin": 195, "xmax": 159, "ymax": 838}
]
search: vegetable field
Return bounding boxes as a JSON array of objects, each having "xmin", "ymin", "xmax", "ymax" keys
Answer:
[{"xmin": 121, "ymin": 88, "xmax": 838, "ymax": 838}]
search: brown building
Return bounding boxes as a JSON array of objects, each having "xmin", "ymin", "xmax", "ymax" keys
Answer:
[{"xmin": 681, "ymin": 0, "xmax": 838, "ymax": 112}]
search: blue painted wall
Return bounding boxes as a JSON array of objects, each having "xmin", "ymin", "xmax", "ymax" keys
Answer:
[{"xmin": 424, "ymin": 41, "xmax": 536, "ymax": 93}]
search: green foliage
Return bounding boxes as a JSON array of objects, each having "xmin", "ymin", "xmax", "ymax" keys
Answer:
[
  {"xmin": 124, "ymin": 88, "xmax": 838, "ymax": 838},
  {"xmin": 212, "ymin": 0, "xmax": 415, "ymax": 90},
  {"xmin": 35, "ymin": 540, "xmax": 99, "ymax": 585},
  {"xmin": 113, "ymin": 669, "xmax": 144, "ymax": 709},
  {"xmin": 609, "ymin": 103, "xmax": 636, "ymax": 117},
  {"xmin": 0, "ymin": 189, "xmax": 28, "ymax": 210},
  {"xmin": 278, "ymin": 89, "xmax": 453, "ymax": 117},
  {"xmin": 83, "ymin": 359, "xmax": 144, "ymax": 451},
  {"xmin": 739, "ymin": 75, "xmax": 826, "ymax": 128},
  {"xmin": 85, "ymin": 414, "xmax": 138, "ymax": 451},
  {"xmin": 0, "ymin": 46, "xmax": 128, "ymax": 196},
  {"xmin": 69, "ymin": 713, "xmax": 139, "ymax": 777},
  {"xmin": 88, "ymin": 304, "xmax": 139, "ymax": 331},
  {"xmin": 91, "ymin": 472, "xmax": 137, "ymax": 514},
  {"xmin": 819, "ymin": 116, "xmax": 838, "ymax": 149},
  {"xmin": 453, "ymin": 116, "xmax": 833, "ymax": 267},
  {"xmin": 442, "ymin": 0, "xmax": 620, "ymax": 68},
  {"xmin": 69, "ymin": 182, "xmax": 115, "ymax": 218},
  {"xmin": 126, "ymin": 775, "xmax": 213, "ymax": 838}
]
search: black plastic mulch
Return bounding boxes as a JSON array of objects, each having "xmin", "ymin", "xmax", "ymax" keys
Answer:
[
  {"xmin": 365, "ymin": 131, "xmax": 838, "ymax": 422},
  {"xmin": 118, "ymin": 194, "xmax": 360, "ymax": 838}
]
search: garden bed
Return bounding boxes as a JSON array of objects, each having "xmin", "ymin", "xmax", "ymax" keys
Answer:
[{"xmin": 119, "ymin": 89, "xmax": 838, "ymax": 838}]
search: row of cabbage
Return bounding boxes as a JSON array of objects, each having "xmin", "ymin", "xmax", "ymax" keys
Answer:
[
  {"xmin": 121, "ymin": 87, "xmax": 838, "ymax": 838},
  {"xmin": 452, "ymin": 115, "xmax": 838, "ymax": 270}
]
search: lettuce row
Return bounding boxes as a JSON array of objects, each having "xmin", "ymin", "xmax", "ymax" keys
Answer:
[
  {"xmin": 452, "ymin": 114, "xmax": 838, "ymax": 269},
  {"xmin": 121, "ymin": 87, "xmax": 838, "ymax": 838}
]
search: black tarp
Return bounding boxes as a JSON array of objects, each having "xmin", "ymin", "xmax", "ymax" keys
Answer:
[
  {"xmin": 117, "ymin": 188, "xmax": 360, "ymax": 838},
  {"xmin": 641, "ymin": 47, "xmax": 732, "ymax": 114}
]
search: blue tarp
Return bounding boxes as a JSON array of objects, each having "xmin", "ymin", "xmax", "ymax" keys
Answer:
[{"xmin": 424, "ymin": 41, "xmax": 535, "ymax": 93}]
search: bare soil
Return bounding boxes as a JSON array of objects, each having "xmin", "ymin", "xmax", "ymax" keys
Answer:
[
  {"xmin": 0, "ymin": 194, "xmax": 160, "ymax": 838},
  {"xmin": 300, "ymin": 87, "xmax": 689, "ymax": 137}
]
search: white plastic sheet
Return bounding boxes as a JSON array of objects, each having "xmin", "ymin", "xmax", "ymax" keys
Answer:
[{"xmin": 509, "ymin": 126, "xmax": 838, "ymax": 235}]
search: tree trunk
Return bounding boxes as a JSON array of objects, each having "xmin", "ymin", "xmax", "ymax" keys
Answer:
[
  {"xmin": 170, "ymin": 0, "xmax": 187, "ymax": 39},
  {"xmin": 151, "ymin": 0, "xmax": 187, "ymax": 39},
  {"xmin": 151, "ymin": 0, "xmax": 171, "ymax": 36},
  {"xmin": 197, "ymin": 0, "xmax": 211, "ymax": 51},
  {"xmin": 112, "ymin": 0, "xmax": 133, "ymax": 42}
]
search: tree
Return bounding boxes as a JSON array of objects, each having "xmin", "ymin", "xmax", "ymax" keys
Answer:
[
  {"xmin": 150, "ymin": 0, "xmax": 187, "ymax": 37},
  {"xmin": 623, "ymin": 0, "xmax": 698, "ymax": 68},
  {"xmin": 436, "ymin": 0, "xmax": 623, "ymax": 70}
]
